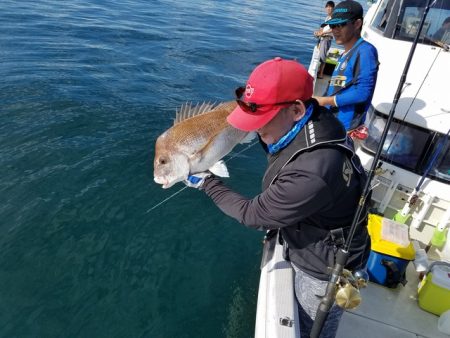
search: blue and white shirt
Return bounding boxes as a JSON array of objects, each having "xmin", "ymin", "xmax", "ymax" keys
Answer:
[{"xmin": 326, "ymin": 38, "xmax": 379, "ymax": 130}]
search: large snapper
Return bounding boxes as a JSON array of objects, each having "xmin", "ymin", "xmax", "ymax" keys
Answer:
[{"xmin": 153, "ymin": 101, "xmax": 253, "ymax": 189}]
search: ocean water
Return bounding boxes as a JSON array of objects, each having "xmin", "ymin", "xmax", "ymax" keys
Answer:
[{"xmin": 0, "ymin": 0, "xmax": 327, "ymax": 337}]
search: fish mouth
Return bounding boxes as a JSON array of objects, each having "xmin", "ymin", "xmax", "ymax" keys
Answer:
[
  {"xmin": 154, "ymin": 176, "xmax": 177, "ymax": 189},
  {"xmin": 154, "ymin": 176, "xmax": 168, "ymax": 187}
]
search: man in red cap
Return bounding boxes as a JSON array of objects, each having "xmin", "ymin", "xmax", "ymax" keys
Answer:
[{"xmin": 185, "ymin": 57, "xmax": 371, "ymax": 337}]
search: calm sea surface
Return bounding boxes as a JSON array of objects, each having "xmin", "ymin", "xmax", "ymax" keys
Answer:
[{"xmin": 0, "ymin": 0, "xmax": 331, "ymax": 337}]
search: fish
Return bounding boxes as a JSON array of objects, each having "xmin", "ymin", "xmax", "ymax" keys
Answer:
[{"xmin": 153, "ymin": 101, "xmax": 254, "ymax": 189}]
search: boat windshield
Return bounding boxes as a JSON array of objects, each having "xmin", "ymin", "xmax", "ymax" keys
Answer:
[
  {"xmin": 371, "ymin": 0, "xmax": 450, "ymax": 47},
  {"xmin": 360, "ymin": 107, "xmax": 450, "ymax": 183}
]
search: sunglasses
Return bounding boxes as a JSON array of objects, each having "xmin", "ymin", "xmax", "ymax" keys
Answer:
[
  {"xmin": 235, "ymin": 86, "xmax": 298, "ymax": 113},
  {"xmin": 329, "ymin": 22, "xmax": 349, "ymax": 29}
]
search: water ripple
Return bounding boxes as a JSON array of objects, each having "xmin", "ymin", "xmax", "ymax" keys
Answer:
[{"xmin": 0, "ymin": 0, "xmax": 332, "ymax": 336}]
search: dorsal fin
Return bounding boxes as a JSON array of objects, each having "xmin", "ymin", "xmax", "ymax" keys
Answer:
[{"xmin": 174, "ymin": 101, "xmax": 217, "ymax": 125}]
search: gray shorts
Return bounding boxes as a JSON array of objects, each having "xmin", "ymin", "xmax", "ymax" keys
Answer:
[
  {"xmin": 292, "ymin": 264, "xmax": 344, "ymax": 338},
  {"xmin": 319, "ymin": 38, "xmax": 332, "ymax": 63}
]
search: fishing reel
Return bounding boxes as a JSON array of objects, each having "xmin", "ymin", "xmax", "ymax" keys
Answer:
[
  {"xmin": 334, "ymin": 269, "xmax": 369, "ymax": 310},
  {"xmin": 374, "ymin": 161, "xmax": 395, "ymax": 177}
]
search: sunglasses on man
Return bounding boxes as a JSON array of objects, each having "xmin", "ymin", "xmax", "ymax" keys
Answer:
[
  {"xmin": 329, "ymin": 18, "xmax": 360, "ymax": 29},
  {"xmin": 235, "ymin": 86, "xmax": 298, "ymax": 114},
  {"xmin": 330, "ymin": 21, "xmax": 351, "ymax": 29}
]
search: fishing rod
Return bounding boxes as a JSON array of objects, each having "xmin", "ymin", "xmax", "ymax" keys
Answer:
[
  {"xmin": 310, "ymin": 0, "xmax": 435, "ymax": 336},
  {"xmin": 393, "ymin": 129, "xmax": 449, "ymax": 225}
]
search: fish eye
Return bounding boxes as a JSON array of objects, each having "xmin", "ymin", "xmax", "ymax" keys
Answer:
[{"xmin": 158, "ymin": 157, "xmax": 168, "ymax": 165}]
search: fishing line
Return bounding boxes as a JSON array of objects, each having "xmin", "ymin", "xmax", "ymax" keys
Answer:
[
  {"xmin": 374, "ymin": 48, "xmax": 442, "ymax": 183},
  {"xmin": 224, "ymin": 139, "xmax": 259, "ymax": 163},
  {"xmin": 145, "ymin": 186, "xmax": 189, "ymax": 214},
  {"xmin": 145, "ymin": 139, "xmax": 260, "ymax": 214},
  {"xmin": 381, "ymin": 45, "xmax": 442, "ymax": 165}
]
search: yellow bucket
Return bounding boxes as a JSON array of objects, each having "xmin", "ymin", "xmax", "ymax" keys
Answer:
[{"xmin": 418, "ymin": 262, "xmax": 450, "ymax": 315}]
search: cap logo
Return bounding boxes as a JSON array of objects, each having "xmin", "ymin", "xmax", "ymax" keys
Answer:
[
  {"xmin": 334, "ymin": 8, "xmax": 348, "ymax": 13},
  {"xmin": 245, "ymin": 84, "xmax": 254, "ymax": 98}
]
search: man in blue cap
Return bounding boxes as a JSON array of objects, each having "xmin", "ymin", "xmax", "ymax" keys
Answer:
[{"xmin": 314, "ymin": 0, "xmax": 379, "ymax": 133}]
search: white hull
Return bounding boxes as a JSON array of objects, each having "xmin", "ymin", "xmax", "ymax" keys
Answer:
[{"xmin": 255, "ymin": 234, "xmax": 299, "ymax": 338}]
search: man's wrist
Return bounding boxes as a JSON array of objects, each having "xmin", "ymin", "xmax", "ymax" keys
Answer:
[{"xmin": 313, "ymin": 95, "xmax": 336, "ymax": 107}]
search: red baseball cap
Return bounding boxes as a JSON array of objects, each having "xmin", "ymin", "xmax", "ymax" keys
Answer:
[{"xmin": 227, "ymin": 57, "xmax": 313, "ymax": 132}]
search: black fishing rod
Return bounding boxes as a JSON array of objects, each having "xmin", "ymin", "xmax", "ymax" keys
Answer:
[
  {"xmin": 310, "ymin": 0, "xmax": 435, "ymax": 336},
  {"xmin": 394, "ymin": 128, "xmax": 449, "ymax": 224}
]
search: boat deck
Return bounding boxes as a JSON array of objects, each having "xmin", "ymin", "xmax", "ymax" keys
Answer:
[
  {"xmin": 254, "ymin": 234, "xmax": 448, "ymax": 338},
  {"xmin": 337, "ymin": 263, "xmax": 448, "ymax": 338}
]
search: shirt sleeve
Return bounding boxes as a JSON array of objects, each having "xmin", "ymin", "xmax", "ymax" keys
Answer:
[
  {"xmin": 335, "ymin": 44, "xmax": 378, "ymax": 107},
  {"xmin": 322, "ymin": 15, "xmax": 332, "ymax": 35},
  {"xmin": 202, "ymin": 169, "xmax": 333, "ymax": 230},
  {"xmin": 322, "ymin": 25, "xmax": 332, "ymax": 35}
]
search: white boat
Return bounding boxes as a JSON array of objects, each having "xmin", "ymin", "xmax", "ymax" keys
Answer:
[{"xmin": 255, "ymin": 0, "xmax": 450, "ymax": 337}]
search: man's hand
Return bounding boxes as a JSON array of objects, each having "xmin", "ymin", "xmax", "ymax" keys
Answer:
[
  {"xmin": 184, "ymin": 172, "xmax": 211, "ymax": 189},
  {"xmin": 313, "ymin": 96, "xmax": 336, "ymax": 107}
]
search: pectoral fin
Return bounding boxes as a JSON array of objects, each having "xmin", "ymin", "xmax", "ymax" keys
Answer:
[{"xmin": 208, "ymin": 160, "xmax": 229, "ymax": 178}]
